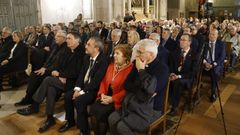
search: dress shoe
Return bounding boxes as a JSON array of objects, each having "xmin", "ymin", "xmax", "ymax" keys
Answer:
[
  {"xmin": 58, "ymin": 121, "xmax": 75, "ymax": 132},
  {"xmin": 38, "ymin": 119, "xmax": 56, "ymax": 133},
  {"xmin": 14, "ymin": 98, "xmax": 32, "ymax": 106},
  {"xmin": 210, "ymin": 93, "xmax": 217, "ymax": 102},
  {"xmin": 17, "ymin": 106, "xmax": 39, "ymax": 115}
]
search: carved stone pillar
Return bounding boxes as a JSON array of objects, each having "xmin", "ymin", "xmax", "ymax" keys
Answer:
[
  {"xmin": 145, "ymin": 0, "xmax": 149, "ymax": 16},
  {"xmin": 159, "ymin": 0, "xmax": 167, "ymax": 19},
  {"xmin": 127, "ymin": 0, "xmax": 131, "ymax": 12}
]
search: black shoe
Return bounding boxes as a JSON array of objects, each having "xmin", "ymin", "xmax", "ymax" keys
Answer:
[
  {"xmin": 58, "ymin": 121, "xmax": 75, "ymax": 133},
  {"xmin": 38, "ymin": 119, "xmax": 56, "ymax": 133},
  {"xmin": 14, "ymin": 98, "xmax": 32, "ymax": 106},
  {"xmin": 17, "ymin": 106, "xmax": 38, "ymax": 115},
  {"xmin": 210, "ymin": 93, "xmax": 217, "ymax": 102}
]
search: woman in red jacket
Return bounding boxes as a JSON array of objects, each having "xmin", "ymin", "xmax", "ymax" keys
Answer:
[{"xmin": 90, "ymin": 44, "xmax": 133, "ymax": 135}]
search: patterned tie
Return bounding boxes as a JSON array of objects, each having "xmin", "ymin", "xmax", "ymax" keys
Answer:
[
  {"xmin": 178, "ymin": 50, "xmax": 185, "ymax": 72},
  {"xmin": 207, "ymin": 42, "xmax": 214, "ymax": 63},
  {"xmin": 84, "ymin": 59, "xmax": 94, "ymax": 84}
]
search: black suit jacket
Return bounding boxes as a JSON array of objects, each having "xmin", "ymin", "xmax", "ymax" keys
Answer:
[
  {"xmin": 162, "ymin": 37, "xmax": 178, "ymax": 53},
  {"xmin": 75, "ymin": 52, "xmax": 109, "ymax": 94},
  {"xmin": 7, "ymin": 40, "xmax": 28, "ymax": 70},
  {"xmin": 98, "ymin": 28, "xmax": 109, "ymax": 41},
  {"xmin": 36, "ymin": 34, "xmax": 54, "ymax": 49},
  {"xmin": 0, "ymin": 36, "xmax": 14, "ymax": 61},
  {"xmin": 172, "ymin": 49, "xmax": 198, "ymax": 80}
]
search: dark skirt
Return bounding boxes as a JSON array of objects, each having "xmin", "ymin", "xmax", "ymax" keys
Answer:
[{"xmin": 89, "ymin": 100, "xmax": 114, "ymax": 122}]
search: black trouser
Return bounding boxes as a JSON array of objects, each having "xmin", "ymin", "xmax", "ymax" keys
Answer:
[
  {"xmin": 33, "ymin": 76, "xmax": 64, "ymax": 115},
  {"xmin": 24, "ymin": 72, "xmax": 47, "ymax": 102},
  {"xmin": 170, "ymin": 78, "xmax": 192, "ymax": 109},
  {"xmin": 64, "ymin": 90, "xmax": 96, "ymax": 135},
  {"xmin": 90, "ymin": 100, "xmax": 114, "ymax": 135}
]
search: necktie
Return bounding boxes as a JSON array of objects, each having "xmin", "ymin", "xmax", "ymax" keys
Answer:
[
  {"xmin": 207, "ymin": 42, "xmax": 214, "ymax": 63},
  {"xmin": 84, "ymin": 59, "xmax": 94, "ymax": 84},
  {"xmin": 178, "ymin": 50, "xmax": 185, "ymax": 72}
]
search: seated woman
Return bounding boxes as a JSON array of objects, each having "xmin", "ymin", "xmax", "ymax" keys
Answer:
[
  {"xmin": 89, "ymin": 44, "xmax": 133, "ymax": 135},
  {"xmin": 0, "ymin": 31, "xmax": 27, "ymax": 90}
]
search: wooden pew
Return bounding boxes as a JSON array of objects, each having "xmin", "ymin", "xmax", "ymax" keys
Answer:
[{"xmin": 223, "ymin": 41, "xmax": 232, "ymax": 77}]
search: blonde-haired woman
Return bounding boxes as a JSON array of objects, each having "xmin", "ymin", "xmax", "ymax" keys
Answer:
[{"xmin": 0, "ymin": 31, "xmax": 27, "ymax": 89}]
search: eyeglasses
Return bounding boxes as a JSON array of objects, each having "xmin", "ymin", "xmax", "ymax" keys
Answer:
[{"xmin": 180, "ymin": 39, "xmax": 189, "ymax": 41}]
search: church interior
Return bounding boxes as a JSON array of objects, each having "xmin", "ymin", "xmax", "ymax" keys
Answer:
[{"xmin": 0, "ymin": 0, "xmax": 240, "ymax": 135}]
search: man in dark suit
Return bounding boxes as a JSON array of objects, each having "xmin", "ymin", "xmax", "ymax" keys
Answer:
[
  {"xmin": 203, "ymin": 28, "xmax": 226, "ymax": 102},
  {"xmin": 183, "ymin": 27, "xmax": 199, "ymax": 54},
  {"xmin": 62, "ymin": 37, "xmax": 108, "ymax": 135},
  {"xmin": 31, "ymin": 25, "xmax": 55, "ymax": 69},
  {"xmin": 0, "ymin": 27, "xmax": 14, "ymax": 62},
  {"xmin": 107, "ymin": 29, "xmax": 122, "ymax": 62},
  {"xmin": 14, "ymin": 30, "xmax": 68, "ymax": 106},
  {"xmin": 17, "ymin": 32, "xmax": 85, "ymax": 133},
  {"xmin": 169, "ymin": 33, "xmax": 198, "ymax": 116},
  {"xmin": 96, "ymin": 21, "xmax": 108, "ymax": 41},
  {"xmin": 149, "ymin": 33, "xmax": 169, "ymax": 65},
  {"xmin": 161, "ymin": 28, "xmax": 178, "ymax": 53}
]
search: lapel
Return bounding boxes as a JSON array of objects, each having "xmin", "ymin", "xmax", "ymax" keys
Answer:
[
  {"xmin": 87, "ymin": 52, "xmax": 102, "ymax": 78},
  {"xmin": 182, "ymin": 49, "xmax": 192, "ymax": 70}
]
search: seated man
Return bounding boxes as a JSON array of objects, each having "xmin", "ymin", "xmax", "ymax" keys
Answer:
[
  {"xmin": 17, "ymin": 32, "xmax": 85, "ymax": 133},
  {"xmin": 169, "ymin": 33, "xmax": 198, "ymax": 115},
  {"xmin": 62, "ymin": 37, "xmax": 109, "ymax": 135},
  {"xmin": 15, "ymin": 30, "xmax": 68, "ymax": 106},
  {"xmin": 0, "ymin": 27, "xmax": 14, "ymax": 62},
  {"xmin": 222, "ymin": 26, "xmax": 239, "ymax": 69},
  {"xmin": 203, "ymin": 28, "xmax": 226, "ymax": 102},
  {"xmin": 108, "ymin": 39, "xmax": 169, "ymax": 135}
]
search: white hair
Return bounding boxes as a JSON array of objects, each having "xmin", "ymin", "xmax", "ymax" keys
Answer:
[
  {"xmin": 135, "ymin": 39, "xmax": 158, "ymax": 56},
  {"xmin": 149, "ymin": 33, "xmax": 160, "ymax": 41},
  {"xmin": 112, "ymin": 29, "xmax": 122, "ymax": 36}
]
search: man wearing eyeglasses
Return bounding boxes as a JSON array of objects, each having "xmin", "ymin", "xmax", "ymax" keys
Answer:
[{"xmin": 169, "ymin": 33, "xmax": 198, "ymax": 116}]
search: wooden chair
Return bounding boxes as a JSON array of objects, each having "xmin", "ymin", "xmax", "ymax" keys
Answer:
[
  {"xmin": 223, "ymin": 41, "xmax": 232, "ymax": 77},
  {"xmin": 2, "ymin": 71, "xmax": 28, "ymax": 88}
]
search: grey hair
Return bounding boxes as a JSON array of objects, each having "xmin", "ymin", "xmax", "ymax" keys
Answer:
[
  {"xmin": 2, "ymin": 27, "xmax": 12, "ymax": 34},
  {"xmin": 90, "ymin": 37, "xmax": 104, "ymax": 52},
  {"xmin": 57, "ymin": 30, "xmax": 67, "ymax": 38},
  {"xmin": 135, "ymin": 39, "xmax": 158, "ymax": 56},
  {"xmin": 53, "ymin": 25, "xmax": 62, "ymax": 31},
  {"xmin": 112, "ymin": 29, "xmax": 122, "ymax": 36},
  {"xmin": 149, "ymin": 33, "xmax": 160, "ymax": 41}
]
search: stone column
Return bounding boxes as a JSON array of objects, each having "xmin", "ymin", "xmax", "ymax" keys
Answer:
[
  {"xmin": 145, "ymin": 0, "xmax": 149, "ymax": 16},
  {"xmin": 154, "ymin": 0, "xmax": 159, "ymax": 19},
  {"xmin": 159, "ymin": 0, "xmax": 167, "ymax": 20},
  {"xmin": 127, "ymin": 0, "xmax": 131, "ymax": 12},
  {"xmin": 93, "ymin": 0, "xmax": 113, "ymax": 22}
]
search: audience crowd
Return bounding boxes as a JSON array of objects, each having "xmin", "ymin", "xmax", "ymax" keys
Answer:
[{"xmin": 1, "ymin": 13, "xmax": 238, "ymax": 134}]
